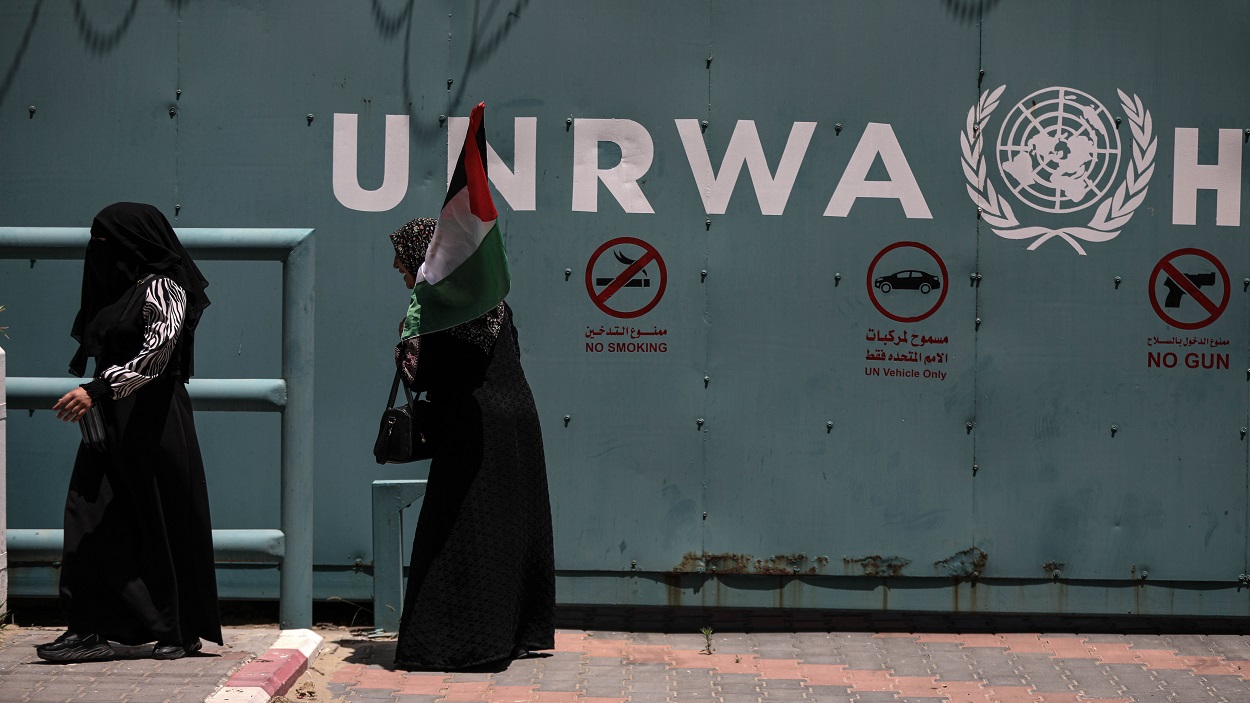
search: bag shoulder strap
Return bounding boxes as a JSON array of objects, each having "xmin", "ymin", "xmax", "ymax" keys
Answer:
[
  {"xmin": 121, "ymin": 274, "xmax": 161, "ymax": 320},
  {"xmin": 386, "ymin": 369, "xmax": 414, "ymax": 409}
]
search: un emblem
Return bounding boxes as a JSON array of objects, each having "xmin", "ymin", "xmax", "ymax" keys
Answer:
[{"xmin": 961, "ymin": 85, "xmax": 1156, "ymax": 255}]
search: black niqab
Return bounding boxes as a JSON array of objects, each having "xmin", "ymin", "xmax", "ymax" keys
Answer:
[{"xmin": 69, "ymin": 202, "xmax": 210, "ymax": 379}]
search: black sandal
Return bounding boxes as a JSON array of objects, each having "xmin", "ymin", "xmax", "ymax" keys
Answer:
[
  {"xmin": 35, "ymin": 632, "xmax": 116, "ymax": 663},
  {"xmin": 152, "ymin": 638, "xmax": 203, "ymax": 660}
]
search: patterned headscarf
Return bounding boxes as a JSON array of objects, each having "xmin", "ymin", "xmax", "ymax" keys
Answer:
[
  {"xmin": 389, "ymin": 217, "xmax": 435, "ymax": 277},
  {"xmin": 389, "ymin": 217, "xmax": 506, "ymax": 355}
]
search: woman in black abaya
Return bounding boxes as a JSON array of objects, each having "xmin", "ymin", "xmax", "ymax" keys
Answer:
[
  {"xmin": 388, "ymin": 218, "xmax": 555, "ymax": 671},
  {"xmin": 37, "ymin": 202, "xmax": 221, "ymax": 662}
]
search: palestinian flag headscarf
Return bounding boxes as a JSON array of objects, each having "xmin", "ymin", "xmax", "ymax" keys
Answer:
[
  {"xmin": 400, "ymin": 102, "xmax": 509, "ymax": 340},
  {"xmin": 389, "ymin": 217, "xmax": 505, "ymax": 353}
]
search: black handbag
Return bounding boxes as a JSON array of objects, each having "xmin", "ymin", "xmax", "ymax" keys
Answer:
[{"xmin": 373, "ymin": 369, "xmax": 436, "ymax": 463}]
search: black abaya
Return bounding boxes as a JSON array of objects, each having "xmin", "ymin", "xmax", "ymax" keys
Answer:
[
  {"xmin": 59, "ymin": 203, "xmax": 219, "ymax": 647},
  {"xmin": 61, "ymin": 375, "xmax": 222, "ymax": 646},
  {"xmin": 394, "ymin": 305, "xmax": 555, "ymax": 670}
]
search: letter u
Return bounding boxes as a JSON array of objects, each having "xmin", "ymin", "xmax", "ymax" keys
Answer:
[{"xmin": 332, "ymin": 113, "xmax": 410, "ymax": 212}]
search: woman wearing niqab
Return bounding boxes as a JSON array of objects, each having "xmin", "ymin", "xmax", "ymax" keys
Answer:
[
  {"xmin": 37, "ymin": 202, "xmax": 221, "ymax": 662},
  {"xmin": 388, "ymin": 218, "xmax": 556, "ymax": 671}
]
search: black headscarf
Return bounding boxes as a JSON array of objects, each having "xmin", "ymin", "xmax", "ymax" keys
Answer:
[{"xmin": 69, "ymin": 202, "xmax": 211, "ymax": 379}]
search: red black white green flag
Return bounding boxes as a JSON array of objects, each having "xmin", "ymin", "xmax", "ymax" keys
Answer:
[{"xmin": 402, "ymin": 102, "xmax": 509, "ymax": 337}]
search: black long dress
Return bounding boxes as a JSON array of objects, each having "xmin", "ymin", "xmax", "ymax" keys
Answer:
[
  {"xmin": 60, "ymin": 275, "xmax": 222, "ymax": 646},
  {"xmin": 394, "ymin": 305, "xmax": 555, "ymax": 670}
]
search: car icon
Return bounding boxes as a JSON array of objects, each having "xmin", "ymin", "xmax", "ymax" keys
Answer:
[{"xmin": 874, "ymin": 269, "xmax": 941, "ymax": 294}]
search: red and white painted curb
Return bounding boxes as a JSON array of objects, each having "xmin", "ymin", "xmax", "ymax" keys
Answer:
[{"xmin": 205, "ymin": 629, "xmax": 323, "ymax": 703}]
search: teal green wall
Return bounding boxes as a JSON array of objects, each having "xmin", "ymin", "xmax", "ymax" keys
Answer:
[{"xmin": 3, "ymin": 1, "xmax": 1249, "ymax": 613}]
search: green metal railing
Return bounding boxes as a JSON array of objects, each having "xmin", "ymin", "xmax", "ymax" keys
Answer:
[
  {"xmin": 0, "ymin": 227, "xmax": 315, "ymax": 628},
  {"xmin": 370, "ymin": 479, "xmax": 428, "ymax": 633}
]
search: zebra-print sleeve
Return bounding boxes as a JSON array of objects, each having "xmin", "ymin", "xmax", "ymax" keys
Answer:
[{"xmin": 101, "ymin": 277, "xmax": 188, "ymax": 400}]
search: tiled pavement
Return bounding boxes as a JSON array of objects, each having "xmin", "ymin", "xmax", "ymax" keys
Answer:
[
  {"xmin": 0, "ymin": 626, "xmax": 277, "ymax": 703},
  {"xmin": 324, "ymin": 629, "xmax": 1250, "ymax": 703},
  {"xmin": 4, "ymin": 613, "xmax": 1250, "ymax": 703}
]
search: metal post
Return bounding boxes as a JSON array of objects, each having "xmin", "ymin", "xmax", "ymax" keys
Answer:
[
  {"xmin": 0, "ymin": 346, "xmax": 8, "ymax": 619},
  {"xmin": 371, "ymin": 480, "xmax": 427, "ymax": 632},
  {"xmin": 280, "ymin": 235, "xmax": 315, "ymax": 629}
]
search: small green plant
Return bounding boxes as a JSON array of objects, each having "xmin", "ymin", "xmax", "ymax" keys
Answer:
[
  {"xmin": 700, "ymin": 626, "xmax": 714, "ymax": 655},
  {"xmin": 0, "ymin": 304, "xmax": 8, "ymax": 338}
]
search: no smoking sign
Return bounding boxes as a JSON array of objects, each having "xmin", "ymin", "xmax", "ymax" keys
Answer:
[{"xmin": 585, "ymin": 236, "xmax": 668, "ymax": 319}]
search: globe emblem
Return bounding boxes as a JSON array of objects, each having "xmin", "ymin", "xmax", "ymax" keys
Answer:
[{"xmin": 996, "ymin": 87, "xmax": 1121, "ymax": 214}]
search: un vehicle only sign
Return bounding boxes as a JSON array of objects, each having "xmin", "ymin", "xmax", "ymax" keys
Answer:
[{"xmin": 866, "ymin": 242, "xmax": 949, "ymax": 323}]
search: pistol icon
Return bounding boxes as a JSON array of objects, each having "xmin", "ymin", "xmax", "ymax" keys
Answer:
[{"xmin": 1163, "ymin": 272, "xmax": 1215, "ymax": 308}]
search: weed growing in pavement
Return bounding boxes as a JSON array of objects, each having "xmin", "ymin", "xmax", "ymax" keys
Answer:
[
  {"xmin": 324, "ymin": 596, "xmax": 372, "ymax": 628},
  {"xmin": 700, "ymin": 626, "xmax": 714, "ymax": 655}
]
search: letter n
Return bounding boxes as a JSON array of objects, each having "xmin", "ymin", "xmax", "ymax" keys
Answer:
[{"xmin": 447, "ymin": 116, "xmax": 537, "ymax": 211}]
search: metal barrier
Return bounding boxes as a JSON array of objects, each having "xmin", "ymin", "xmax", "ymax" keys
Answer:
[
  {"xmin": 371, "ymin": 479, "xmax": 427, "ymax": 632},
  {"xmin": 0, "ymin": 227, "xmax": 315, "ymax": 628},
  {"xmin": 0, "ymin": 347, "xmax": 7, "ymax": 617}
]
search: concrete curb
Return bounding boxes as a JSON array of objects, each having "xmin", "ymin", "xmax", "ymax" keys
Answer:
[{"xmin": 205, "ymin": 629, "xmax": 323, "ymax": 703}]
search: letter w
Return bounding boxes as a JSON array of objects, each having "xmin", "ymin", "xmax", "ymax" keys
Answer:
[{"xmin": 677, "ymin": 119, "xmax": 816, "ymax": 216}]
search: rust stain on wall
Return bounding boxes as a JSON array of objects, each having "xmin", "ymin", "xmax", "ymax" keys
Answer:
[
  {"xmin": 672, "ymin": 552, "xmax": 750, "ymax": 574},
  {"xmin": 671, "ymin": 552, "xmax": 828, "ymax": 575},
  {"xmin": 934, "ymin": 547, "xmax": 988, "ymax": 578},
  {"xmin": 754, "ymin": 554, "xmax": 815, "ymax": 575},
  {"xmin": 843, "ymin": 555, "xmax": 911, "ymax": 577}
]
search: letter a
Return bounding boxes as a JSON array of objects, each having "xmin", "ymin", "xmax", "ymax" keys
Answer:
[{"xmin": 824, "ymin": 123, "xmax": 932, "ymax": 219}]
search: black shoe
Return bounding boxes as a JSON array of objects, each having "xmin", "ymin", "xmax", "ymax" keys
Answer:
[
  {"xmin": 35, "ymin": 632, "xmax": 115, "ymax": 663},
  {"xmin": 152, "ymin": 638, "xmax": 202, "ymax": 660}
]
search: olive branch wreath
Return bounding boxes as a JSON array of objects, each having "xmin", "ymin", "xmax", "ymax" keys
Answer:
[{"xmin": 961, "ymin": 85, "xmax": 1157, "ymax": 255}]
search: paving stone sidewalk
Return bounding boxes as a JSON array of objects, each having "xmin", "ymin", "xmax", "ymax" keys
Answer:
[
  {"xmin": 320, "ymin": 628, "xmax": 1250, "ymax": 703},
  {"xmin": 8, "ymin": 614, "xmax": 1250, "ymax": 703},
  {"xmin": 0, "ymin": 626, "xmax": 278, "ymax": 703}
]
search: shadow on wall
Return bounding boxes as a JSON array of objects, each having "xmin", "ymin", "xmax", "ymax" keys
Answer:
[
  {"xmin": 73, "ymin": 0, "xmax": 141, "ymax": 54},
  {"xmin": 1, "ymin": 0, "xmax": 532, "ymax": 151},
  {"xmin": 370, "ymin": 0, "xmax": 532, "ymax": 145},
  {"xmin": 0, "ymin": 0, "xmax": 43, "ymax": 111},
  {"xmin": 1, "ymin": 0, "xmax": 197, "ymax": 109},
  {"xmin": 941, "ymin": 0, "xmax": 1002, "ymax": 24}
]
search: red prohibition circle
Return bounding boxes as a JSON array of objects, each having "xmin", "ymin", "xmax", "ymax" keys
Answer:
[
  {"xmin": 584, "ymin": 236, "xmax": 668, "ymax": 319},
  {"xmin": 1148, "ymin": 247, "xmax": 1230, "ymax": 330},
  {"xmin": 866, "ymin": 241, "xmax": 950, "ymax": 323}
]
